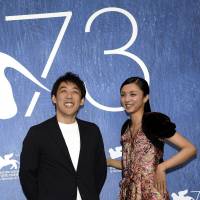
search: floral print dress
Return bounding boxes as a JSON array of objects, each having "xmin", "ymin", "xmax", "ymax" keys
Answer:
[{"xmin": 119, "ymin": 127, "xmax": 170, "ymax": 200}]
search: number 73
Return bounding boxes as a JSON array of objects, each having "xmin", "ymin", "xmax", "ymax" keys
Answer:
[{"xmin": 5, "ymin": 7, "xmax": 149, "ymax": 115}]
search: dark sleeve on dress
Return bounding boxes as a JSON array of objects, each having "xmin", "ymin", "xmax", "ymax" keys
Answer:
[
  {"xmin": 142, "ymin": 112, "xmax": 176, "ymax": 140},
  {"xmin": 19, "ymin": 127, "xmax": 39, "ymax": 200},
  {"xmin": 94, "ymin": 125, "xmax": 107, "ymax": 195}
]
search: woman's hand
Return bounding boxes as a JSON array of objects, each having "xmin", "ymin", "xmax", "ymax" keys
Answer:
[
  {"xmin": 106, "ymin": 159, "xmax": 112, "ymax": 167},
  {"xmin": 154, "ymin": 164, "xmax": 167, "ymax": 194},
  {"xmin": 106, "ymin": 159, "xmax": 122, "ymax": 170}
]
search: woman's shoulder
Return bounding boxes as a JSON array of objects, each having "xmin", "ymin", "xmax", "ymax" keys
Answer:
[
  {"xmin": 143, "ymin": 112, "xmax": 171, "ymax": 120},
  {"xmin": 142, "ymin": 112, "xmax": 176, "ymax": 139}
]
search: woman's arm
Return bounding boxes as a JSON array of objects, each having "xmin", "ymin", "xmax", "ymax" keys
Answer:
[
  {"xmin": 155, "ymin": 132, "xmax": 197, "ymax": 194},
  {"xmin": 160, "ymin": 132, "xmax": 197, "ymax": 170},
  {"xmin": 107, "ymin": 159, "xmax": 122, "ymax": 170}
]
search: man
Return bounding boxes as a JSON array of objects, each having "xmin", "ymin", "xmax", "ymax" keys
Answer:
[{"xmin": 19, "ymin": 72, "xmax": 107, "ymax": 200}]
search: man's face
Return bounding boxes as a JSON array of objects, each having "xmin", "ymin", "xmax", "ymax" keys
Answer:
[{"xmin": 52, "ymin": 81, "xmax": 84, "ymax": 122}]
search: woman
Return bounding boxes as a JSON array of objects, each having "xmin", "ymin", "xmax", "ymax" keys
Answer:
[{"xmin": 107, "ymin": 77, "xmax": 197, "ymax": 200}]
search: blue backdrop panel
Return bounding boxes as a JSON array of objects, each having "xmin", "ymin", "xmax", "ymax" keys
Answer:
[{"xmin": 0, "ymin": 0, "xmax": 199, "ymax": 199}]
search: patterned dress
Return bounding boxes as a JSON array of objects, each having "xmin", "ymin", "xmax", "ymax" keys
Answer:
[{"xmin": 119, "ymin": 127, "xmax": 170, "ymax": 200}]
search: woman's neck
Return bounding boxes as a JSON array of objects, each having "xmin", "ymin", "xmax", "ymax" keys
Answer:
[{"xmin": 130, "ymin": 110, "xmax": 144, "ymax": 127}]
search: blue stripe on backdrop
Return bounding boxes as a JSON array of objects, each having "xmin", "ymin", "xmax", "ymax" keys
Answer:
[{"xmin": 0, "ymin": 0, "xmax": 199, "ymax": 199}]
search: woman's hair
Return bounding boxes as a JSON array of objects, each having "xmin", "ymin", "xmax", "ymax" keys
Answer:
[{"xmin": 120, "ymin": 77, "xmax": 151, "ymax": 112}]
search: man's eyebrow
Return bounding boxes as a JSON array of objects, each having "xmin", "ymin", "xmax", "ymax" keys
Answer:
[
  {"xmin": 72, "ymin": 86, "xmax": 79, "ymax": 89},
  {"xmin": 58, "ymin": 86, "xmax": 67, "ymax": 90},
  {"xmin": 58, "ymin": 86, "xmax": 80, "ymax": 91},
  {"xmin": 70, "ymin": 87, "xmax": 80, "ymax": 91}
]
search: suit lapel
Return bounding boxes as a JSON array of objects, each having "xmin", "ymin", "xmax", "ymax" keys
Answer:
[
  {"xmin": 49, "ymin": 116, "xmax": 76, "ymax": 173},
  {"xmin": 76, "ymin": 118, "xmax": 86, "ymax": 171}
]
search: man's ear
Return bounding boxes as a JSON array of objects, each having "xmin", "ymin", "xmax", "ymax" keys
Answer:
[
  {"xmin": 80, "ymin": 98, "xmax": 85, "ymax": 106},
  {"xmin": 52, "ymin": 95, "xmax": 56, "ymax": 104}
]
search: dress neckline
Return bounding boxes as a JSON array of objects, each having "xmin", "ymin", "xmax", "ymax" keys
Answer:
[{"xmin": 127, "ymin": 125, "xmax": 142, "ymax": 141}]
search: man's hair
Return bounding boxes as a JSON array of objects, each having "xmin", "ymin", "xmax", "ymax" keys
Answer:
[{"xmin": 51, "ymin": 72, "xmax": 86, "ymax": 99}]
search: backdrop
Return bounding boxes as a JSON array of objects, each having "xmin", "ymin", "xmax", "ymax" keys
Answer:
[{"xmin": 0, "ymin": 0, "xmax": 199, "ymax": 199}]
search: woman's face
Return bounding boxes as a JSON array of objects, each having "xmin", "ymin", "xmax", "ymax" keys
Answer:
[{"xmin": 120, "ymin": 83, "xmax": 148, "ymax": 114}]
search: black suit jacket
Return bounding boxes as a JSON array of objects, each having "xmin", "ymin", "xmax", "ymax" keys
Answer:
[{"xmin": 19, "ymin": 116, "xmax": 107, "ymax": 200}]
